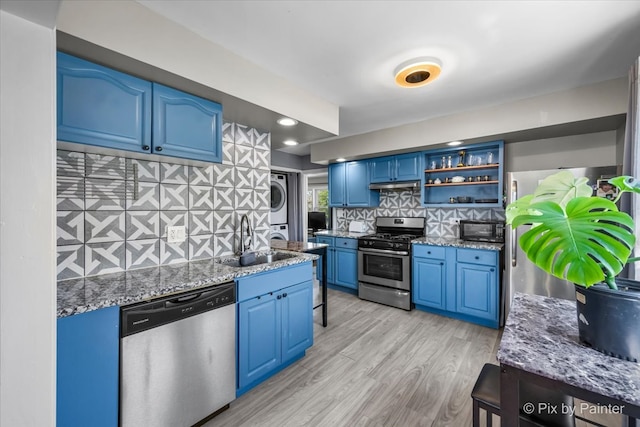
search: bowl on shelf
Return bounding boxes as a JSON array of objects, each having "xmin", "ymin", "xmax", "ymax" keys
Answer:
[
  {"xmin": 451, "ymin": 176, "xmax": 465, "ymax": 183},
  {"xmin": 457, "ymin": 196, "xmax": 473, "ymax": 203}
]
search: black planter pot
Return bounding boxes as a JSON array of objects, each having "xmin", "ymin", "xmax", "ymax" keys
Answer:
[{"xmin": 575, "ymin": 278, "xmax": 640, "ymax": 363}]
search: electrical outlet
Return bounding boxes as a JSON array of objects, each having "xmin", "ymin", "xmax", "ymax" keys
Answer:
[
  {"xmin": 167, "ymin": 226, "xmax": 186, "ymax": 243},
  {"xmin": 448, "ymin": 217, "xmax": 461, "ymax": 225}
]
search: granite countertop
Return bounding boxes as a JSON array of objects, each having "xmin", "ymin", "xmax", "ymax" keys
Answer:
[
  {"xmin": 270, "ymin": 239, "xmax": 328, "ymax": 252},
  {"xmin": 314, "ymin": 230, "xmax": 368, "ymax": 238},
  {"xmin": 57, "ymin": 250, "xmax": 317, "ymax": 319},
  {"xmin": 498, "ymin": 292, "xmax": 640, "ymax": 407},
  {"xmin": 412, "ymin": 236, "xmax": 504, "ymax": 251}
]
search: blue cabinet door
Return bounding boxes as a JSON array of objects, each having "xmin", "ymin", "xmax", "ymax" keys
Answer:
[
  {"xmin": 369, "ymin": 156, "xmax": 394, "ymax": 183},
  {"xmin": 57, "ymin": 306, "xmax": 119, "ymax": 427},
  {"xmin": 328, "ymin": 163, "xmax": 346, "ymax": 206},
  {"xmin": 315, "ymin": 237, "xmax": 335, "ymax": 284},
  {"xmin": 395, "ymin": 153, "xmax": 422, "ymax": 181},
  {"xmin": 57, "ymin": 52, "xmax": 152, "ymax": 153},
  {"xmin": 455, "ymin": 263, "xmax": 498, "ymax": 321},
  {"xmin": 237, "ymin": 294, "xmax": 281, "ymax": 389},
  {"xmin": 412, "ymin": 257, "xmax": 447, "ymax": 309},
  {"xmin": 345, "ymin": 161, "xmax": 378, "ymax": 206},
  {"xmin": 281, "ymin": 281, "xmax": 314, "ymax": 363},
  {"xmin": 152, "ymin": 83, "xmax": 222, "ymax": 163},
  {"xmin": 334, "ymin": 248, "xmax": 358, "ymax": 289}
]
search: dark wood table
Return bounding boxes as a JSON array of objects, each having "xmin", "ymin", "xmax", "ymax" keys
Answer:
[
  {"xmin": 270, "ymin": 239, "xmax": 328, "ymax": 327},
  {"xmin": 498, "ymin": 293, "xmax": 640, "ymax": 426}
]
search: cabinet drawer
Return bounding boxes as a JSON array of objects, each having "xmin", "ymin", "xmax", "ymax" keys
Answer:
[
  {"xmin": 236, "ymin": 262, "xmax": 312, "ymax": 301},
  {"xmin": 413, "ymin": 245, "xmax": 446, "ymax": 259},
  {"xmin": 315, "ymin": 236, "xmax": 334, "ymax": 246},
  {"xmin": 457, "ymin": 248, "xmax": 496, "ymax": 265},
  {"xmin": 335, "ymin": 237, "xmax": 358, "ymax": 250}
]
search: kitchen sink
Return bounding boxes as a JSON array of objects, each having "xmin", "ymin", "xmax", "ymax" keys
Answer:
[{"xmin": 216, "ymin": 251, "xmax": 298, "ymax": 268}]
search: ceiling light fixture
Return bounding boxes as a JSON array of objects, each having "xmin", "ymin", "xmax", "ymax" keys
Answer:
[
  {"xmin": 394, "ymin": 57, "xmax": 442, "ymax": 88},
  {"xmin": 283, "ymin": 139, "xmax": 299, "ymax": 146},
  {"xmin": 277, "ymin": 117, "xmax": 298, "ymax": 126},
  {"xmin": 336, "ymin": 158, "xmax": 346, "ymax": 162},
  {"xmin": 447, "ymin": 140, "xmax": 463, "ymax": 146}
]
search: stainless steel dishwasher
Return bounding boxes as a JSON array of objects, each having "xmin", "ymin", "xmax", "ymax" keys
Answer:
[{"xmin": 120, "ymin": 282, "xmax": 236, "ymax": 427}]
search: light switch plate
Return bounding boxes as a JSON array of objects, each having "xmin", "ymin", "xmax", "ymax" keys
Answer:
[
  {"xmin": 448, "ymin": 217, "xmax": 461, "ymax": 225},
  {"xmin": 167, "ymin": 226, "xmax": 186, "ymax": 243}
]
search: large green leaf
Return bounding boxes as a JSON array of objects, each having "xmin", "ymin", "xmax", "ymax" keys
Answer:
[
  {"xmin": 609, "ymin": 176, "xmax": 640, "ymax": 194},
  {"xmin": 511, "ymin": 197, "xmax": 635, "ymax": 287},
  {"xmin": 531, "ymin": 170, "xmax": 593, "ymax": 206},
  {"xmin": 505, "ymin": 194, "xmax": 535, "ymax": 225}
]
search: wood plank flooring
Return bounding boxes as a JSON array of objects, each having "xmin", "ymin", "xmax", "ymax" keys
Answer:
[
  {"xmin": 206, "ymin": 288, "xmax": 623, "ymax": 426},
  {"xmin": 207, "ymin": 288, "xmax": 501, "ymax": 427}
]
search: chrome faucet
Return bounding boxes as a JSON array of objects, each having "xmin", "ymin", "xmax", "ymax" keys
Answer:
[{"xmin": 239, "ymin": 214, "xmax": 253, "ymax": 254}]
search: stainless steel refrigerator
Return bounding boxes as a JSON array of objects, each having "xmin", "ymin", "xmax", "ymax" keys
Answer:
[{"xmin": 504, "ymin": 166, "xmax": 620, "ymax": 319}]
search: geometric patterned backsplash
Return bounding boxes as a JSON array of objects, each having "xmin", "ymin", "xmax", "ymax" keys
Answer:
[
  {"xmin": 336, "ymin": 189, "xmax": 505, "ymax": 238},
  {"xmin": 56, "ymin": 121, "xmax": 271, "ymax": 280}
]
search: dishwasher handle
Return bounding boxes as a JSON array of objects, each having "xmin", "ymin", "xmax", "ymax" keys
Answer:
[{"xmin": 121, "ymin": 282, "xmax": 235, "ymax": 337}]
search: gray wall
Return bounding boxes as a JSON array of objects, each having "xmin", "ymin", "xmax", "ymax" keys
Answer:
[
  {"xmin": 505, "ymin": 131, "xmax": 619, "ymax": 172},
  {"xmin": 271, "ymin": 150, "xmax": 326, "ymax": 171}
]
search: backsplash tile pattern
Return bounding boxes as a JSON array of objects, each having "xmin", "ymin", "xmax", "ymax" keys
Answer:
[
  {"xmin": 56, "ymin": 121, "xmax": 271, "ymax": 280},
  {"xmin": 336, "ymin": 189, "xmax": 505, "ymax": 238}
]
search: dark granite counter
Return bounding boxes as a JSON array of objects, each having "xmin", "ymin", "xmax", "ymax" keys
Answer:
[
  {"xmin": 270, "ymin": 239, "xmax": 328, "ymax": 252},
  {"xmin": 57, "ymin": 250, "xmax": 317, "ymax": 318},
  {"xmin": 412, "ymin": 236, "xmax": 503, "ymax": 251},
  {"xmin": 314, "ymin": 230, "xmax": 367, "ymax": 238},
  {"xmin": 498, "ymin": 292, "xmax": 640, "ymax": 408}
]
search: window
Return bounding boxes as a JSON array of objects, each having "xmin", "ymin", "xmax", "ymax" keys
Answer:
[{"xmin": 307, "ymin": 186, "xmax": 329, "ymax": 229}]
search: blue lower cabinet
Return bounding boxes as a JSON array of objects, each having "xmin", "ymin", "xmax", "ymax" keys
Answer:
[
  {"xmin": 236, "ymin": 263, "xmax": 313, "ymax": 396},
  {"xmin": 456, "ymin": 262, "xmax": 498, "ymax": 321},
  {"xmin": 57, "ymin": 306, "xmax": 119, "ymax": 427},
  {"xmin": 315, "ymin": 236, "xmax": 358, "ymax": 293},
  {"xmin": 412, "ymin": 245, "xmax": 500, "ymax": 328},
  {"xmin": 412, "ymin": 256, "xmax": 447, "ymax": 310},
  {"xmin": 334, "ymin": 247, "xmax": 357, "ymax": 289}
]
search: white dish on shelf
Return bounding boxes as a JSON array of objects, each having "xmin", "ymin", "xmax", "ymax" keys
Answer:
[{"xmin": 451, "ymin": 176, "xmax": 465, "ymax": 183}]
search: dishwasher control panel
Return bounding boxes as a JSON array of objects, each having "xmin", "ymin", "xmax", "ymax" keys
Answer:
[{"xmin": 120, "ymin": 282, "xmax": 235, "ymax": 337}]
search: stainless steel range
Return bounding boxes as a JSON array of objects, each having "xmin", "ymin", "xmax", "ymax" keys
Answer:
[{"xmin": 358, "ymin": 217, "xmax": 425, "ymax": 310}]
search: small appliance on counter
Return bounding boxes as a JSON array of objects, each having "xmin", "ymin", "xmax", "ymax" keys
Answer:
[
  {"xmin": 348, "ymin": 221, "xmax": 366, "ymax": 233},
  {"xmin": 459, "ymin": 220, "xmax": 505, "ymax": 243}
]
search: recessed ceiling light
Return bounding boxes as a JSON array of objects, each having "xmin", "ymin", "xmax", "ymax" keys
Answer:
[
  {"xmin": 336, "ymin": 158, "xmax": 346, "ymax": 162},
  {"xmin": 447, "ymin": 141, "xmax": 463, "ymax": 146},
  {"xmin": 283, "ymin": 139, "xmax": 299, "ymax": 146},
  {"xmin": 394, "ymin": 57, "xmax": 442, "ymax": 88},
  {"xmin": 277, "ymin": 117, "xmax": 298, "ymax": 126}
]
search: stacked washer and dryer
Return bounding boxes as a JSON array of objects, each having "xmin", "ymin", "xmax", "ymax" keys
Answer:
[{"xmin": 270, "ymin": 173, "xmax": 289, "ymax": 240}]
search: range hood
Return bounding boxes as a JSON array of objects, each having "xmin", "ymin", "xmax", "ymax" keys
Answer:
[{"xmin": 369, "ymin": 180, "xmax": 421, "ymax": 190}]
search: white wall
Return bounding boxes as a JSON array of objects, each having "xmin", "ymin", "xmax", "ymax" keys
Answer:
[
  {"xmin": 1, "ymin": 11, "xmax": 57, "ymax": 427},
  {"xmin": 505, "ymin": 131, "xmax": 618, "ymax": 172}
]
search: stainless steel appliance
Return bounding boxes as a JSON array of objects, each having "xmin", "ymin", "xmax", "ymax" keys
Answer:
[
  {"xmin": 459, "ymin": 219, "xmax": 505, "ymax": 243},
  {"xmin": 505, "ymin": 166, "xmax": 619, "ymax": 318},
  {"xmin": 120, "ymin": 282, "xmax": 236, "ymax": 427},
  {"xmin": 358, "ymin": 217, "xmax": 426, "ymax": 310}
]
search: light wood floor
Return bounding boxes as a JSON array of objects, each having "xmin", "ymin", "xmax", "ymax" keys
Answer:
[{"xmin": 207, "ymin": 288, "xmax": 501, "ymax": 426}]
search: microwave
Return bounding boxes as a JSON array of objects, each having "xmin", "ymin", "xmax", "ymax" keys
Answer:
[{"xmin": 459, "ymin": 220, "xmax": 505, "ymax": 243}]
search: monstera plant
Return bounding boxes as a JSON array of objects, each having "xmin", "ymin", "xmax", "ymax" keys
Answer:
[
  {"xmin": 506, "ymin": 170, "xmax": 640, "ymax": 362},
  {"xmin": 506, "ymin": 171, "xmax": 638, "ymax": 289}
]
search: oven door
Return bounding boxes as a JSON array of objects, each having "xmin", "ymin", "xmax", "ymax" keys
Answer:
[{"xmin": 358, "ymin": 248, "xmax": 410, "ymax": 290}]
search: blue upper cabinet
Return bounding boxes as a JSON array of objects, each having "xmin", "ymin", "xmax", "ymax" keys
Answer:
[
  {"xmin": 328, "ymin": 160, "xmax": 380, "ymax": 207},
  {"xmin": 370, "ymin": 152, "xmax": 422, "ymax": 183},
  {"xmin": 57, "ymin": 53, "xmax": 223, "ymax": 163},
  {"xmin": 152, "ymin": 83, "xmax": 223, "ymax": 163},
  {"xmin": 57, "ymin": 52, "xmax": 152, "ymax": 153}
]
